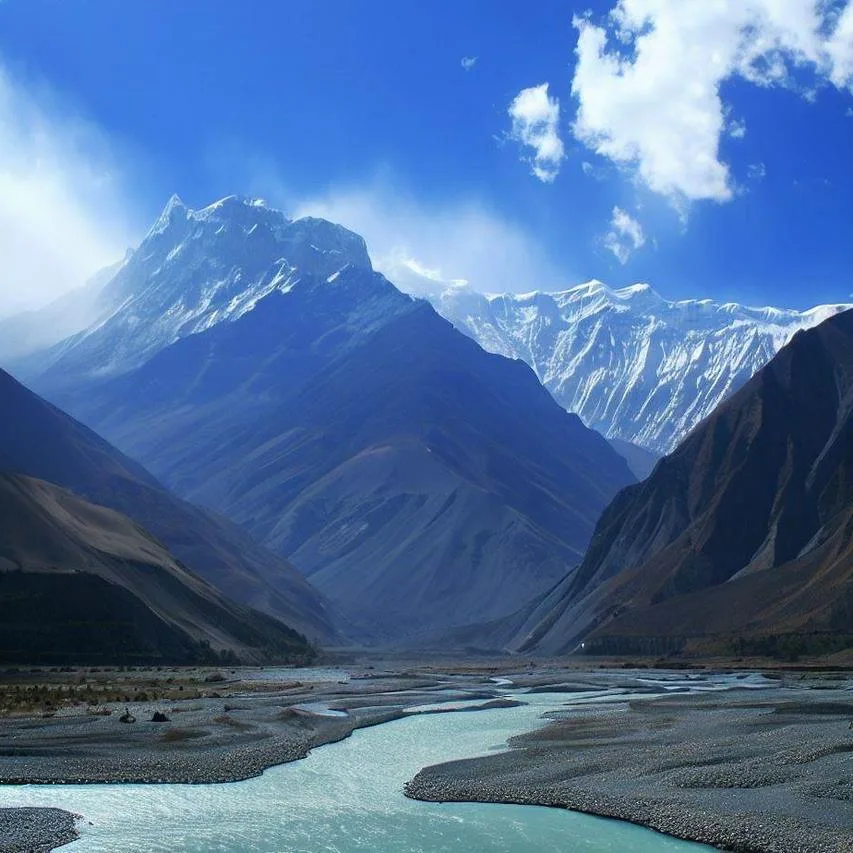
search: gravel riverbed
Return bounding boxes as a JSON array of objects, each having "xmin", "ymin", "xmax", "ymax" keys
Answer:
[
  {"xmin": 2, "ymin": 664, "xmax": 851, "ymax": 853},
  {"xmin": 405, "ymin": 679, "xmax": 853, "ymax": 853},
  {"xmin": 0, "ymin": 807, "xmax": 78, "ymax": 853}
]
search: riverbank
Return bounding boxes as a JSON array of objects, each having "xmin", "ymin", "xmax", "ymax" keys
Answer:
[
  {"xmin": 0, "ymin": 666, "xmax": 450, "ymax": 784},
  {"xmin": 0, "ymin": 807, "xmax": 78, "ymax": 852},
  {"xmin": 1, "ymin": 663, "xmax": 851, "ymax": 853},
  {"xmin": 406, "ymin": 675, "xmax": 853, "ymax": 853}
]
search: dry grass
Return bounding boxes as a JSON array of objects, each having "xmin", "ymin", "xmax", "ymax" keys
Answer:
[
  {"xmin": 212, "ymin": 713, "xmax": 254, "ymax": 730},
  {"xmin": 161, "ymin": 727, "xmax": 208, "ymax": 743}
]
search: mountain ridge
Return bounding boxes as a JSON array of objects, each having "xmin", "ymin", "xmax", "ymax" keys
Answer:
[
  {"xmin": 406, "ymin": 272, "xmax": 850, "ymax": 454},
  {"xmin": 23, "ymin": 195, "xmax": 636, "ymax": 642},
  {"xmin": 0, "ymin": 367, "xmax": 337, "ymax": 643},
  {"xmin": 0, "ymin": 471, "xmax": 313, "ymax": 664},
  {"xmin": 25, "ymin": 195, "xmax": 372, "ymax": 389},
  {"xmin": 509, "ymin": 308, "xmax": 853, "ymax": 657}
]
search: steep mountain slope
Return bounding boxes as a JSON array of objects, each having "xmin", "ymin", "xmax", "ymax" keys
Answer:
[
  {"xmin": 34, "ymin": 197, "xmax": 635, "ymax": 641},
  {"xmin": 513, "ymin": 309, "xmax": 853, "ymax": 657},
  {"xmin": 417, "ymin": 278, "xmax": 849, "ymax": 454},
  {"xmin": 0, "ymin": 473, "xmax": 312, "ymax": 664},
  {"xmin": 0, "ymin": 368, "xmax": 336, "ymax": 643},
  {"xmin": 32, "ymin": 194, "xmax": 371, "ymax": 389}
]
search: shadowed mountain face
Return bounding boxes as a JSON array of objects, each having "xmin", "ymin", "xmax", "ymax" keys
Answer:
[
  {"xmin": 29, "ymin": 197, "xmax": 635, "ymax": 642},
  {"xmin": 513, "ymin": 309, "xmax": 853, "ymax": 657},
  {"xmin": 0, "ymin": 473, "xmax": 313, "ymax": 664},
  {"xmin": 0, "ymin": 369, "xmax": 337, "ymax": 643}
]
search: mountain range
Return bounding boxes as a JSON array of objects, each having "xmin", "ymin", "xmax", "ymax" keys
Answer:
[
  {"xmin": 3, "ymin": 192, "xmax": 851, "ymax": 661},
  {"xmin": 15, "ymin": 196, "xmax": 635, "ymax": 642},
  {"xmin": 403, "ymin": 273, "xmax": 850, "ymax": 454},
  {"xmin": 507, "ymin": 309, "xmax": 853, "ymax": 658}
]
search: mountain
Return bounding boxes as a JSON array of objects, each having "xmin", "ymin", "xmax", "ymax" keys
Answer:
[
  {"xmin": 511, "ymin": 309, "xmax": 853, "ymax": 658},
  {"xmin": 412, "ymin": 276, "xmax": 849, "ymax": 454},
  {"xmin": 29, "ymin": 194, "xmax": 372, "ymax": 389},
  {"xmin": 28, "ymin": 196, "xmax": 636, "ymax": 641},
  {"xmin": 0, "ymin": 472, "xmax": 312, "ymax": 665},
  {"xmin": 0, "ymin": 368, "xmax": 337, "ymax": 643},
  {"xmin": 607, "ymin": 438, "xmax": 660, "ymax": 481}
]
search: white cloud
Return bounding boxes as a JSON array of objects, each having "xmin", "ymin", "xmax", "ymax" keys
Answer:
[
  {"xmin": 603, "ymin": 206, "xmax": 645, "ymax": 264},
  {"xmin": 292, "ymin": 181, "xmax": 569, "ymax": 295},
  {"xmin": 0, "ymin": 63, "xmax": 135, "ymax": 316},
  {"xmin": 747, "ymin": 162, "xmax": 767, "ymax": 180},
  {"xmin": 728, "ymin": 117, "xmax": 748, "ymax": 139},
  {"xmin": 507, "ymin": 83, "xmax": 565, "ymax": 183},
  {"xmin": 570, "ymin": 1, "xmax": 853, "ymax": 206},
  {"xmin": 461, "ymin": 56, "xmax": 477, "ymax": 71},
  {"xmin": 827, "ymin": 2, "xmax": 853, "ymax": 89}
]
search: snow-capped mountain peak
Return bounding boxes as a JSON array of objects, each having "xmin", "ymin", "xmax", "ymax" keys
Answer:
[
  {"xmin": 148, "ymin": 192, "xmax": 188, "ymax": 235},
  {"xmin": 406, "ymin": 269, "xmax": 852, "ymax": 453},
  {"xmin": 41, "ymin": 195, "xmax": 374, "ymax": 381}
]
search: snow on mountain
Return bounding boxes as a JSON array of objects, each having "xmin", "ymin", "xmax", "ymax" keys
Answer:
[
  {"xmin": 38, "ymin": 195, "xmax": 373, "ymax": 382},
  {"xmin": 30, "ymin": 194, "xmax": 849, "ymax": 458},
  {"xmin": 408, "ymin": 271, "xmax": 850, "ymax": 454},
  {"xmin": 21, "ymin": 196, "xmax": 635, "ymax": 642}
]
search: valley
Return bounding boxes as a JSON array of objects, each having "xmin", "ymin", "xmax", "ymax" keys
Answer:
[
  {"xmin": 0, "ymin": 660, "xmax": 850, "ymax": 853},
  {"xmin": 2, "ymin": 191, "xmax": 853, "ymax": 853},
  {"xmin": 2, "ymin": 2, "xmax": 853, "ymax": 842}
]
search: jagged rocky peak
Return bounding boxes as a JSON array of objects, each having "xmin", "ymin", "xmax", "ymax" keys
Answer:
[
  {"xmin": 413, "ymin": 267, "xmax": 852, "ymax": 454},
  {"xmin": 513, "ymin": 308, "xmax": 853, "ymax": 657},
  {"xmin": 142, "ymin": 193, "xmax": 371, "ymax": 272},
  {"xmin": 37, "ymin": 195, "xmax": 377, "ymax": 383}
]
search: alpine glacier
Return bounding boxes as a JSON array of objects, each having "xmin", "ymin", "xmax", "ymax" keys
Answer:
[{"xmin": 402, "ymin": 272, "xmax": 851, "ymax": 454}]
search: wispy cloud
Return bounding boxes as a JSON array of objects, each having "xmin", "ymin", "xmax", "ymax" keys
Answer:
[
  {"xmin": 507, "ymin": 83, "xmax": 564, "ymax": 183},
  {"xmin": 603, "ymin": 206, "xmax": 645, "ymax": 264},
  {"xmin": 461, "ymin": 56, "xmax": 477, "ymax": 71},
  {"xmin": 569, "ymin": 1, "xmax": 853, "ymax": 207},
  {"xmin": 292, "ymin": 179, "xmax": 569, "ymax": 295},
  {"xmin": 728, "ymin": 117, "xmax": 747, "ymax": 139},
  {"xmin": 0, "ymin": 62, "xmax": 136, "ymax": 316}
]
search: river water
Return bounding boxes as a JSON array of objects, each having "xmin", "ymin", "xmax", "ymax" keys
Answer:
[{"xmin": 0, "ymin": 688, "xmax": 716, "ymax": 852}]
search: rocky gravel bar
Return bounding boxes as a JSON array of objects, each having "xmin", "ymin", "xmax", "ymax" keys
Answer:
[
  {"xmin": 0, "ymin": 807, "xmax": 78, "ymax": 852},
  {"xmin": 0, "ymin": 665, "xmax": 518, "ymax": 785},
  {"xmin": 406, "ymin": 678, "xmax": 853, "ymax": 853}
]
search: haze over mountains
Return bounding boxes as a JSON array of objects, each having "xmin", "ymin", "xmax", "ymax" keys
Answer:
[
  {"xmin": 0, "ymin": 367, "xmax": 336, "ymax": 645},
  {"xmin": 2, "ymin": 192, "xmax": 850, "ymax": 660},
  {"xmin": 15, "ymin": 196, "xmax": 635, "ymax": 641},
  {"xmin": 408, "ymin": 274, "xmax": 850, "ymax": 454},
  {"xmin": 509, "ymin": 309, "xmax": 853, "ymax": 657}
]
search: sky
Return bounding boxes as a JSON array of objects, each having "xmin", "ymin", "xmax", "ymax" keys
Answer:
[{"xmin": 0, "ymin": 0, "xmax": 852, "ymax": 314}]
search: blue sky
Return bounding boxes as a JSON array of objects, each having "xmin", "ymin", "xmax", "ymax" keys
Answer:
[{"xmin": 0, "ymin": 0, "xmax": 851, "ymax": 313}]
